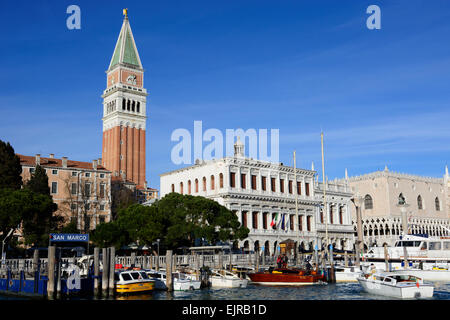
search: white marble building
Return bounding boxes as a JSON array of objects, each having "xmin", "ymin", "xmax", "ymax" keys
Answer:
[
  {"xmin": 160, "ymin": 139, "xmax": 354, "ymax": 255},
  {"xmin": 338, "ymin": 166, "xmax": 450, "ymax": 248}
]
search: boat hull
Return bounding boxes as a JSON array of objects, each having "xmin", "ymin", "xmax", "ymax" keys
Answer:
[
  {"xmin": 116, "ymin": 281, "xmax": 154, "ymax": 294},
  {"xmin": 357, "ymin": 278, "xmax": 434, "ymax": 299},
  {"xmin": 248, "ymin": 270, "xmax": 325, "ymax": 286},
  {"xmin": 210, "ymin": 277, "xmax": 248, "ymax": 288}
]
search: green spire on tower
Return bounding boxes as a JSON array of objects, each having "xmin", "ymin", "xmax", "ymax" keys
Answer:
[{"xmin": 108, "ymin": 11, "xmax": 143, "ymax": 70}]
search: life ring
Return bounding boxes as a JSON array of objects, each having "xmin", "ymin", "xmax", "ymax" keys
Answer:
[{"xmin": 8, "ymin": 280, "xmax": 13, "ymax": 287}]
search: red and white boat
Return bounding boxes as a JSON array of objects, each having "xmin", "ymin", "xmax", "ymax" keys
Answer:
[{"xmin": 248, "ymin": 268, "xmax": 326, "ymax": 286}]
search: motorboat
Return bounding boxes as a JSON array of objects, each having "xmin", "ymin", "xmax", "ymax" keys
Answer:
[
  {"xmin": 391, "ymin": 266, "xmax": 450, "ymax": 282},
  {"xmin": 357, "ymin": 272, "xmax": 434, "ymax": 299},
  {"xmin": 115, "ymin": 270, "xmax": 155, "ymax": 295},
  {"xmin": 365, "ymin": 235, "xmax": 450, "ymax": 261},
  {"xmin": 146, "ymin": 269, "xmax": 201, "ymax": 291},
  {"xmin": 248, "ymin": 268, "xmax": 326, "ymax": 286},
  {"xmin": 334, "ymin": 266, "xmax": 362, "ymax": 282},
  {"xmin": 210, "ymin": 269, "xmax": 248, "ymax": 288}
]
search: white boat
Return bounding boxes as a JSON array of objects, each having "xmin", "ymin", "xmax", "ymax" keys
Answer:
[
  {"xmin": 334, "ymin": 266, "xmax": 362, "ymax": 282},
  {"xmin": 115, "ymin": 270, "xmax": 155, "ymax": 294},
  {"xmin": 210, "ymin": 269, "xmax": 249, "ymax": 288},
  {"xmin": 146, "ymin": 269, "xmax": 201, "ymax": 291},
  {"xmin": 365, "ymin": 235, "xmax": 450, "ymax": 261},
  {"xmin": 357, "ymin": 272, "xmax": 434, "ymax": 299},
  {"xmin": 391, "ymin": 266, "xmax": 450, "ymax": 282}
]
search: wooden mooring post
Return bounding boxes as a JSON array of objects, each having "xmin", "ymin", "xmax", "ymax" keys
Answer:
[
  {"xmin": 56, "ymin": 248, "xmax": 62, "ymax": 299},
  {"xmin": 166, "ymin": 250, "xmax": 173, "ymax": 292},
  {"xmin": 344, "ymin": 251, "xmax": 348, "ymax": 268},
  {"xmin": 131, "ymin": 251, "xmax": 136, "ymax": 267},
  {"xmin": 156, "ymin": 254, "xmax": 159, "ymax": 271},
  {"xmin": 384, "ymin": 244, "xmax": 390, "ymax": 272},
  {"xmin": 47, "ymin": 245, "xmax": 56, "ymax": 299},
  {"xmin": 102, "ymin": 248, "xmax": 109, "ymax": 297},
  {"xmin": 33, "ymin": 249, "xmax": 39, "ymax": 273},
  {"xmin": 143, "ymin": 254, "xmax": 148, "ymax": 270},
  {"xmin": 108, "ymin": 247, "xmax": 115, "ymax": 296},
  {"xmin": 94, "ymin": 247, "xmax": 100, "ymax": 296}
]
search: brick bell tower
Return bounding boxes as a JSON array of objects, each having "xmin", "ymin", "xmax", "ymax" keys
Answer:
[{"xmin": 102, "ymin": 9, "xmax": 147, "ymax": 188}]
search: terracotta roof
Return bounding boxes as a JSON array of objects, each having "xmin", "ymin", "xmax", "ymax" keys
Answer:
[{"xmin": 17, "ymin": 154, "xmax": 110, "ymax": 172}]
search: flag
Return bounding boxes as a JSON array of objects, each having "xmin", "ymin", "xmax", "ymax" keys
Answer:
[
  {"xmin": 270, "ymin": 213, "xmax": 279, "ymax": 228},
  {"xmin": 281, "ymin": 214, "xmax": 285, "ymax": 230},
  {"xmin": 285, "ymin": 215, "xmax": 290, "ymax": 232}
]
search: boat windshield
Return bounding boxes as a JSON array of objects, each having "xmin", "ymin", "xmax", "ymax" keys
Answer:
[
  {"xmin": 148, "ymin": 273, "xmax": 159, "ymax": 278},
  {"xmin": 139, "ymin": 271, "xmax": 149, "ymax": 280},
  {"xmin": 121, "ymin": 273, "xmax": 132, "ymax": 281},
  {"xmin": 130, "ymin": 272, "xmax": 141, "ymax": 280},
  {"xmin": 429, "ymin": 242, "xmax": 442, "ymax": 250},
  {"xmin": 395, "ymin": 241, "xmax": 421, "ymax": 247}
]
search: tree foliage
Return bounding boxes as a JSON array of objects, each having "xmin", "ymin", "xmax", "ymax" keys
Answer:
[
  {"xmin": 91, "ymin": 193, "xmax": 249, "ymax": 250},
  {"xmin": 0, "ymin": 140, "xmax": 22, "ymax": 190},
  {"xmin": 25, "ymin": 165, "xmax": 50, "ymax": 195},
  {"xmin": 0, "ymin": 188, "xmax": 59, "ymax": 246}
]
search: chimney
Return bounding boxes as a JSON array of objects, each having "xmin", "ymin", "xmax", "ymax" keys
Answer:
[
  {"xmin": 62, "ymin": 157, "xmax": 68, "ymax": 168},
  {"xmin": 92, "ymin": 160, "xmax": 98, "ymax": 170},
  {"xmin": 49, "ymin": 153, "xmax": 54, "ymax": 159},
  {"xmin": 35, "ymin": 154, "xmax": 40, "ymax": 165},
  {"xmin": 98, "ymin": 158, "xmax": 102, "ymax": 166}
]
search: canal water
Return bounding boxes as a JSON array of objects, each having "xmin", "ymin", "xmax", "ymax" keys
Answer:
[
  {"xmin": 105, "ymin": 281, "xmax": 450, "ymax": 300},
  {"xmin": 2, "ymin": 282, "xmax": 450, "ymax": 300}
]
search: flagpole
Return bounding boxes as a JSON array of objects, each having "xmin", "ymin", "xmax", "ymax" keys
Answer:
[
  {"xmin": 294, "ymin": 151, "xmax": 300, "ymax": 266},
  {"xmin": 321, "ymin": 132, "xmax": 335, "ymax": 282},
  {"xmin": 321, "ymin": 132, "xmax": 329, "ymax": 256}
]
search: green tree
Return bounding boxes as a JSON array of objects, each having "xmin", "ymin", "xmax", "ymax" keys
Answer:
[
  {"xmin": 159, "ymin": 193, "xmax": 249, "ymax": 249},
  {"xmin": 59, "ymin": 220, "xmax": 79, "ymax": 234},
  {"xmin": 20, "ymin": 189, "xmax": 59, "ymax": 246},
  {"xmin": 90, "ymin": 221, "xmax": 127, "ymax": 248},
  {"xmin": 89, "ymin": 193, "xmax": 249, "ymax": 250},
  {"xmin": 25, "ymin": 165, "xmax": 50, "ymax": 195},
  {"xmin": 0, "ymin": 140, "xmax": 22, "ymax": 190},
  {"xmin": 0, "ymin": 188, "xmax": 59, "ymax": 246},
  {"xmin": 0, "ymin": 188, "xmax": 26, "ymax": 237},
  {"xmin": 116, "ymin": 204, "xmax": 166, "ymax": 246}
]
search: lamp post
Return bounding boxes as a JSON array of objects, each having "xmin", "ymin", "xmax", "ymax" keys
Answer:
[
  {"xmin": 351, "ymin": 194, "xmax": 364, "ymax": 269},
  {"xmin": 1, "ymin": 229, "xmax": 14, "ymax": 267},
  {"xmin": 397, "ymin": 194, "xmax": 410, "ymax": 270}
]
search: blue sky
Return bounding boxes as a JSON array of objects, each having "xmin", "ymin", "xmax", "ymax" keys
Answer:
[{"xmin": 0, "ymin": 0, "xmax": 449, "ymax": 190}]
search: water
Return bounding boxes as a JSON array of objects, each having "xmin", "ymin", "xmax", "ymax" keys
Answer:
[
  {"xmin": 3, "ymin": 282, "xmax": 450, "ymax": 301},
  {"xmin": 105, "ymin": 281, "xmax": 450, "ymax": 300}
]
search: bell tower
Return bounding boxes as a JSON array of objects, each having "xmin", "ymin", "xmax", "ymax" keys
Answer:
[{"xmin": 101, "ymin": 9, "xmax": 147, "ymax": 188}]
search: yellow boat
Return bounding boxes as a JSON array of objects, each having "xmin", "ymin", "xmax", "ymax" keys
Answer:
[{"xmin": 115, "ymin": 270, "xmax": 155, "ymax": 295}]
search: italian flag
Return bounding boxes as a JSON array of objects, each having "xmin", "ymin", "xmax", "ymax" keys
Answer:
[{"xmin": 270, "ymin": 213, "xmax": 279, "ymax": 228}]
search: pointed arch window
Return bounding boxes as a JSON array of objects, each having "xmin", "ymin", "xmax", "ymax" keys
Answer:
[
  {"xmin": 417, "ymin": 195, "xmax": 423, "ymax": 210},
  {"xmin": 188, "ymin": 180, "xmax": 191, "ymax": 195},
  {"xmin": 219, "ymin": 173, "xmax": 224, "ymax": 188},
  {"xmin": 180, "ymin": 182, "xmax": 183, "ymax": 195},
  {"xmin": 435, "ymin": 197, "xmax": 440, "ymax": 211},
  {"xmin": 364, "ymin": 194, "xmax": 373, "ymax": 210},
  {"xmin": 398, "ymin": 193, "xmax": 406, "ymax": 205},
  {"xmin": 195, "ymin": 179, "xmax": 199, "ymax": 193}
]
